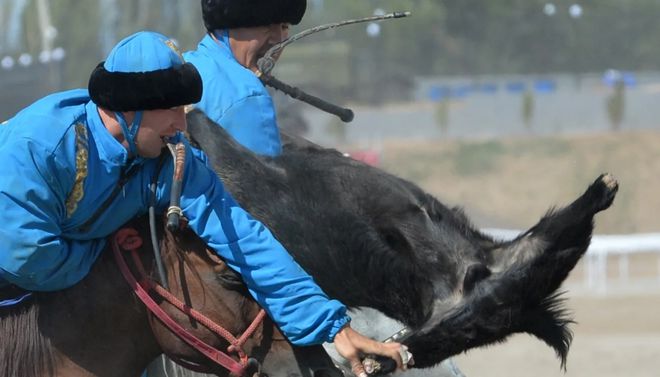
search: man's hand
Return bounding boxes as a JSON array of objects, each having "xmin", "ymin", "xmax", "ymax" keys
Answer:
[{"xmin": 333, "ymin": 324, "xmax": 413, "ymax": 377}]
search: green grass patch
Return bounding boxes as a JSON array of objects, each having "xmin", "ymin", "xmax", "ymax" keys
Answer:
[
  {"xmin": 510, "ymin": 137, "xmax": 572, "ymax": 157},
  {"xmin": 454, "ymin": 140, "xmax": 505, "ymax": 176}
]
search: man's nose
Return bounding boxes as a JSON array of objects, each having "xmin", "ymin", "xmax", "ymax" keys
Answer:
[{"xmin": 270, "ymin": 24, "xmax": 288, "ymax": 42}]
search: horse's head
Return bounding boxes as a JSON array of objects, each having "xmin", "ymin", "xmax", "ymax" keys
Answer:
[{"xmin": 131, "ymin": 217, "xmax": 342, "ymax": 377}]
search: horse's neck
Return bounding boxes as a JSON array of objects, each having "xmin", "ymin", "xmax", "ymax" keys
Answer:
[{"xmin": 54, "ymin": 247, "xmax": 160, "ymax": 376}]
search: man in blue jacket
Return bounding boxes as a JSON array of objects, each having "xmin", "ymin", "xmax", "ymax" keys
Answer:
[
  {"xmin": 0, "ymin": 31, "xmax": 408, "ymax": 376},
  {"xmin": 184, "ymin": 0, "xmax": 306, "ymax": 157}
]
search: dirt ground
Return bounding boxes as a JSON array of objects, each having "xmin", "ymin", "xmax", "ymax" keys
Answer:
[
  {"xmin": 453, "ymin": 291, "xmax": 660, "ymax": 377},
  {"xmin": 337, "ymin": 256, "xmax": 660, "ymax": 377},
  {"xmin": 452, "ymin": 257, "xmax": 660, "ymax": 377}
]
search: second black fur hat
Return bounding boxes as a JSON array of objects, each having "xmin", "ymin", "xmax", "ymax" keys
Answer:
[{"xmin": 201, "ymin": 0, "xmax": 307, "ymax": 30}]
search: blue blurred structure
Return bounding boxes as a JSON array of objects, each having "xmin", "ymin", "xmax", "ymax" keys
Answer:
[
  {"xmin": 479, "ymin": 82, "xmax": 498, "ymax": 94},
  {"xmin": 505, "ymin": 81, "xmax": 526, "ymax": 93},
  {"xmin": 602, "ymin": 69, "xmax": 637, "ymax": 87},
  {"xmin": 533, "ymin": 79, "xmax": 557, "ymax": 93},
  {"xmin": 428, "ymin": 79, "xmax": 558, "ymax": 102},
  {"xmin": 429, "ymin": 85, "xmax": 452, "ymax": 101}
]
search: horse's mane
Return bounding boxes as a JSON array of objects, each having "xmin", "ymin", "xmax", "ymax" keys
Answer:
[
  {"xmin": 0, "ymin": 294, "xmax": 56, "ymax": 377},
  {"xmin": 159, "ymin": 221, "xmax": 250, "ymax": 296}
]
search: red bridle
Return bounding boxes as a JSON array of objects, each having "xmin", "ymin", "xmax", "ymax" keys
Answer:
[{"xmin": 112, "ymin": 228, "xmax": 267, "ymax": 376}]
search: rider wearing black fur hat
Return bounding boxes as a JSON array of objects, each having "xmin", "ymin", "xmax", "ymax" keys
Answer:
[
  {"xmin": 201, "ymin": 0, "xmax": 306, "ymax": 30},
  {"xmin": 183, "ymin": 2, "xmax": 413, "ymax": 376},
  {"xmin": 184, "ymin": 0, "xmax": 306, "ymax": 157}
]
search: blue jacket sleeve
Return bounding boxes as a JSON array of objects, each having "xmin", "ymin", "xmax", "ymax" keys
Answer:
[
  {"xmin": 0, "ymin": 138, "xmax": 105, "ymax": 291},
  {"xmin": 216, "ymin": 94, "xmax": 282, "ymax": 157},
  {"xmin": 175, "ymin": 144, "xmax": 349, "ymax": 345}
]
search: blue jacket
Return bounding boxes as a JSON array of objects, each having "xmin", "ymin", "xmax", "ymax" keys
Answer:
[
  {"xmin": 0, "ymin": 89, "xmax": 348, "ymax": 344},
  {"xmin": 184, "ymin": 32, "xmax": 282, "ymax": 157}
]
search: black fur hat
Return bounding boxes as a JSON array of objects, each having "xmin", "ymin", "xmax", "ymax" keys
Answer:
[
  {"xmin": 88, "ymin": 31, "xmax": 202, "ymax": 112},
  {"xmin": 201, "ymin": 0, "xmax": 307, "ymax": 31}
]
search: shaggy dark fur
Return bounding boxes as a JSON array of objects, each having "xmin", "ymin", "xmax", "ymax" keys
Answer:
[
  {"xmin": 186, "ymin": 109, "xmax": 618, "ymax": 369},
  {"xmin": 201, "ymin": 0, "xmax": 307, "ymax": 31},
  {"xmin": 88, "ymin": 62, "xmax": 202, "ymax": 111}
]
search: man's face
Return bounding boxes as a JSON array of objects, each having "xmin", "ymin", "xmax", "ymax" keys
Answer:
[
  {"xmin": 259, "ymin": 23, "xmax": 290, "ymax": 59},
  {"xmin": 229, "ymin": 23, "xmax": 291, "ymax": 71},
  {"xmin": 135, "ymin": 106, "xmax": 187, "ymax": 158}
]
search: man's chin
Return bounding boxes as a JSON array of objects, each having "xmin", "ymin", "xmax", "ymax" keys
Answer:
[{"xmin": 258, "ymin": 46, "xmax": 281, "ymax": 62}]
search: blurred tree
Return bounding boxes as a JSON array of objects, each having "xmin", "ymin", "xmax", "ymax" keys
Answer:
[
  {"xmin": 606, "ymin": 79, "xmax": 625, "ymax": 131},
  {"xmin": 47, "ymin": 0, "xmax": 203, "ymax": 88},
  {"xmin": 289, "ymin": 0, "xmax": 445, "ymax": 103},
  {"xmin": 11, "ymin": 0, "xmax": 660, "ymax": 100},
  {"xmin": 50, "ymin": 0, "xmax": 101, "ymax": 88},
  {"xmin": 435, "ymin": 99, "xmax": 450, "ymax": 136},
  {"xmin": 326, "ymin": 115, "xmax": 347, "ymax": 144},
  {"xmin": 522, "ymin": 90, "xmax": 534, "ymax": 132}
]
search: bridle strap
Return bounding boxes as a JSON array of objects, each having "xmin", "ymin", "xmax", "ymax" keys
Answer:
[{"xmin": 112, "ymin": 228, "xmax": 266, "ymax": 376}]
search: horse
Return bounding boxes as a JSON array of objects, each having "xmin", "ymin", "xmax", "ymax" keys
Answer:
[
  {"xmin": 185, "ymin": 109, "xmax": 618, "ymax": 371},
  {"xmin": 0, "ymin": 109, "xmax": 618, "ymax": 376},
  {"xmin": 0, "ymin": 215, "xmax": 342, "ymax": 377}
]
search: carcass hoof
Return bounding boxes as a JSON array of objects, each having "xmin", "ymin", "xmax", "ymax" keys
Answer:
[{"xmin": 587, "ymin": 173, "xmax": 619, "ymax": 212}]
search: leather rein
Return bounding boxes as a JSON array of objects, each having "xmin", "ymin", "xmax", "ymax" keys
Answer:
[{"xmin": 111, "ymin": 142, "xmax": 266, "ymax": 376}]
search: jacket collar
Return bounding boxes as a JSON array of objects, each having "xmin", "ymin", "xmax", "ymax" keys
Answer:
[
  {"xmin": 85, "ymin": 101, "xmax": 130, "ymax": 169},
  {"xmin": 198, "ymin": 30, "xmax": 237, "ymax": 63}
]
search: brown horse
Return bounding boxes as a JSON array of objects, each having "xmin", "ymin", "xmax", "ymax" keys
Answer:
[{"xmin": 0, "ymin": 216, "xmax": 342, "ymax": 377}]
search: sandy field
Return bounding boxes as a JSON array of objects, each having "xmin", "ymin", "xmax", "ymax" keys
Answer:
[
  {"xmin": 454, "ymin": 292, "xmax": 660, "ymax": 377},
  {"xmin": 379, "ymin": 130, "xmax": 660, "ymax": 234},
  {"xmin": 453, "ymin": 267, "xmax": 660, "ymax": 377}
]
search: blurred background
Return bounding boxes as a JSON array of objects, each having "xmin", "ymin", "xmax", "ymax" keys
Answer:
[{"xmin": 2, "ymin": 1, "xmax": 659, "ymax": 376}]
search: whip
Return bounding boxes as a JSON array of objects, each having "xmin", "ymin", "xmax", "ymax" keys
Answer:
[{"xmin": 256, "ymin": 11, "xmax": 411, "ymax": 123}]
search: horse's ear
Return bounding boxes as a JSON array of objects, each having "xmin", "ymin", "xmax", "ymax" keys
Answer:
[
  {"xmin": 205, "ymin": 247, "xmax": 226, "ymax": 267},
  {"xmin": 207, "ymin": 247, "xmax": 246, "ymax": 291}
]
